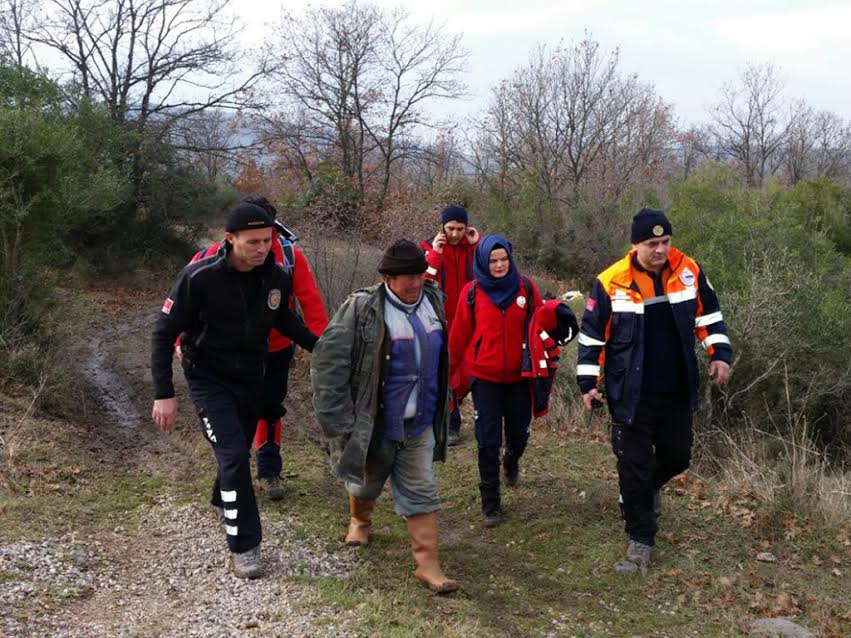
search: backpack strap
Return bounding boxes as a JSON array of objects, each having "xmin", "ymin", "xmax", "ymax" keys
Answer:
[{"xmin": 278, "ymin": 237, "xmax": 296, "ymax": 276}]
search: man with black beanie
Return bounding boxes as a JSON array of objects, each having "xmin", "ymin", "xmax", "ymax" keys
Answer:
[
  {"xmin": 576, "ymin": 208, "xmax": 732, "ymax": 573},
  {"xmin": 151, "ymin": 202, "xmax": 319, "ymax": 579},
  {"xmin": 311, "ymin": 239, "xmax": 458, "ymax": 594},
  {"xmin": 421, "ymin": 205, "xmax": 480, "ymax": 445}
]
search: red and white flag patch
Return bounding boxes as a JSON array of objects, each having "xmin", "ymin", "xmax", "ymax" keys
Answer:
[
  {"xmin": 585, "ymin": 298, "xmax": 596, "ymax": 312},
  {"xmin": 162, "ymin": 298, "xmax": 174, "ymax": 314}
]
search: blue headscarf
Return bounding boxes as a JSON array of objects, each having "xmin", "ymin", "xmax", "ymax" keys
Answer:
[{"xmin": 473, "ymin": 235, "xmax": 521, "ymax": 310}]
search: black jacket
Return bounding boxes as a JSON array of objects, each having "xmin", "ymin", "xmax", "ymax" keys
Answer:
[{"xmin": 151, "ymin": 243, "xmax": 318, "ymax": 399}]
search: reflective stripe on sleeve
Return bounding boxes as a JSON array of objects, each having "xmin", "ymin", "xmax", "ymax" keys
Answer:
[
  {"xmin": 695, "ymin": 311, "xmax": 724, "ymax": 327},
  {"xmin": 576, "ymin": 364, "xmax": 601, "ymax": 377},
  {"xmin": 611, "ymin": 299, "xmax": 644, "ymax": 314},
  {"xmin": 578, "ymin": 333, "xmax": 606, "ymax": 347},
  {"xmin": 702, "ymin": 333, "xmax": 731, "ymax": 348},
  {"xmin": 643, "ymin": 295, "xmax": 669, "ymax": 306},
  {"xmin": 668, "ymin": 287, "xmax": 697, "ymax": 304},
  {"xmin": 539, "ymin": 330, "xmax": 550, "ymax": 342}
]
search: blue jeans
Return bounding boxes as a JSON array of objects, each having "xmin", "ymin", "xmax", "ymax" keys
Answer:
[{"xmin": 345, "ymin": 426, "xmax": 440, "ymax": 517}]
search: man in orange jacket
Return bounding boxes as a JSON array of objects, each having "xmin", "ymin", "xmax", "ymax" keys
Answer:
[{"xmin": 577, "ymin": 208, "xmax": 732, "ymax": 572}]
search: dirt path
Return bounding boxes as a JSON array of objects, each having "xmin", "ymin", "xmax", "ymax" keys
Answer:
[{"xmin": 1, "ymin": 300, "xmax": 361, "ymax": 638}]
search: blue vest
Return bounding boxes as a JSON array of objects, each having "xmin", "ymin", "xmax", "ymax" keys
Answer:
[{"xmin": 382, "ymin": 287, "xmax": 444, "ymax": 441}]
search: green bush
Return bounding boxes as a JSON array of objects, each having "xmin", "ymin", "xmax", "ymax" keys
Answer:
[{"xmin": 669, "ymin": 164, "xmax": 851, "ymax": 444}]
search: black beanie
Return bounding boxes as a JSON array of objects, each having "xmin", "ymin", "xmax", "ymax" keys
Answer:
[
  {"xmin": 225, "ymin": 203, "xmax": 273, "ymax": 233},
  {"xmin": 378, "ymin": 239, "xmax": 428, "ymax": 276},
  {"xmin": 630, "ymin": 208, "xmax": 672, "ymax": 244},
  {"xmin": 441, "ymin": 205, "xmax": 468, "ymax": 226}
]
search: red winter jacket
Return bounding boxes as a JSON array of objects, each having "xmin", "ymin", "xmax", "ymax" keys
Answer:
[
  {"xmin": 449, "ymin": 277, "xmax": 543, "ymax": 388},
  {"xmin": 421, "ymin": 227, "xmax": 480, "ymax": 330},
  {"xmin": 179, "ymin": 235, "xmax": 328, "ymax": 352}
]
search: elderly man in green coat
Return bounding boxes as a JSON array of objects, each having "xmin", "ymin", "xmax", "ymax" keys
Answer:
[{"xmin": 311, "ymin": 239, "xmax": 457, "ymax": 594}]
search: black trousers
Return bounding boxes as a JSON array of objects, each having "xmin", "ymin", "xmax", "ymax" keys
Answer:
[
  {"xmin": 255, "ymin": 346, "xmax": 294, "ymax": 479},
  {"xmin": 611, "ymin": 393, "xmax": 692, "ymax": 546},
  {"xmin": 186, "ymin": 367, "xmax": 262, "ymax": 553},
  {"xmin": 471, "ymin": 378, "xmax": 532, "ymax": 513}
]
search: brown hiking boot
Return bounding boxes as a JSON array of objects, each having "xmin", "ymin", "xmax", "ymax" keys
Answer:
[
  {"xmin": 406, "ymin": 512, "xmax": 459, "ymax": 594},
  {"xmin": 230, "ymin": 545, "xmax": 263, "ymax": 579},
  {"xmin": 259, "ymin": 477, "xmax": 285, "ymax": 501},
  {"xmin": 344, "ymin": 494, "xmax": 374, "ymax": 546}
]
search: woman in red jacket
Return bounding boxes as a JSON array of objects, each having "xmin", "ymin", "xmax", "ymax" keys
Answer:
[{"xmin": 449, "ymin": 235, "xmax": 542, "ymax": 527}]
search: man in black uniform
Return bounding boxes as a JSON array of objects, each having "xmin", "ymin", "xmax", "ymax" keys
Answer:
[{"xmin": 151, "ymin": 203, "xmax": 318, "ymax": 579}]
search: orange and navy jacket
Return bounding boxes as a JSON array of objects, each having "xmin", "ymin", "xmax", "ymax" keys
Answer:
[
  {"xmin": 183, "ymin": 232, "xmax": 327, "ymax": 352},
  {"xmin": 421, "ymin": 228, "xmax": 480, "ymax": 330},
  {"xmin": 576, "ymin": 247, "xmax": 732, "ymax": 425},
  {"xmin": 449, "ymin": 276, "xmax": 543, "ymax": 387}
]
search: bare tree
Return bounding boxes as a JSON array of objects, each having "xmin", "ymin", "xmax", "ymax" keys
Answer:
[
  {"xmin": 170, "ymin": 108, "xmax": 255, "ymax": 181},
  {"xmin": 472, "ymin": 39, "xmax": 673, "ymax": 214},
  {"xmin": 27, "ymin": 0, "xmax": 266, "ymax": 128},
  {"xmin": 21, "ymin": 0, "xmax": 268, "ymax": 212},
  {"xmin": 0, "ymin": 0, "xmax": 38, "ymax": 67},
  {"xmin": 262, "ymin": 1, "xmax": 467, "ymax": 214},
  {"xmin": 707, "ymin": 62, "xmax": 794, "ymax": 186},
  {"xmin": 811, "ymin": 110, "xmax": 851, "ymax": 182}
]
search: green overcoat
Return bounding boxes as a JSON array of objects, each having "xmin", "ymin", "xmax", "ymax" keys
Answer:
[{"xmin": 310, "ymin": 280, "xmax": 450, "ymax": 486}]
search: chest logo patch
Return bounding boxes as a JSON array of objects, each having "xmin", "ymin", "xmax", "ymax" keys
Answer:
[
  {"xmin": 679, "ymin": 267, "xmax": 695, "ymax": 287},
  {"xmin": 517, "ymin": 296, "xmax": 527, "ymax": 308},
  {"xmin": 268, "ymin": 288, "xmax": 281, "ymax": 310}
]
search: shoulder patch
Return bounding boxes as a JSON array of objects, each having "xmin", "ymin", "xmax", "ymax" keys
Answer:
[
  {"xmin": 268, "ymin": 289, "xmax": 282, "ymax": 310},
  {"xmin": 585, "ymin": 298, "xmax": 596, "ymax": 312},
  {"xmin": 679, "ymin": 267, "xmax": 695, "ymax": 287},
  {"xmin": 162, "ymin": 298, "xmax": 174, "ymax": 314}
]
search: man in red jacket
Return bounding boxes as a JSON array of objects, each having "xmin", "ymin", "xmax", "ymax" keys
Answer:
[
  {"xmin": 421, "ymin": 205, "xmax": 480, "ymax": 445},
  {"xmin": 181, "ymin": 197, "xmax": 328, "ymax": 499}
]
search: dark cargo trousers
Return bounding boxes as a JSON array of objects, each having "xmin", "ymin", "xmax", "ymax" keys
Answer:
[
  {"xmin": 611, "ymin": 393, "xmax": 693, "ymax": 546},
  {"xmin": 186, "ymin": 367, "xmax": 262, "ymax": 554},
  {"xmin": 471, "ymin": 378, "xmax": 532, "ymax": 514},
  {"xmin": 255, "ymin": 346, "xmax": 295, "ymax": 480}
]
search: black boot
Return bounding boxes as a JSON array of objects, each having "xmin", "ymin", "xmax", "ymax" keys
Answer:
[
  {"xmin": 479, "ymin": 447, "xmax": 502, "ymax": 527},
  {"xmin": 503, "ymin": 449, "xmax": 519, "ymax": 487}
]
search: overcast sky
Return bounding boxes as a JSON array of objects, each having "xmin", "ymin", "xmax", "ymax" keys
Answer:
[{"xmin": 236, "ymin": 0, "xmax": 851, "ymax": 126}]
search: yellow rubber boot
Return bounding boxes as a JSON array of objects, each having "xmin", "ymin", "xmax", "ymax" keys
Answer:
[
  {"xmin": 405, "ymin": 512, "xmax": 459, "ymax": 594},
  {"xmin": 344, "ymin": 494, "xmax": 374, "ymax": 546}
]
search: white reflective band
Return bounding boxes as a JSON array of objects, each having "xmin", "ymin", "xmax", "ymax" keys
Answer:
[
  {"xmin": 611, "ymin": 299, "xmax": 644, "ymax": 314},
  {"xmin": 695, "ymin": 311, "xmax": 723, "ymax": 327},
  {"xmin": 576, "ymin": 364, "xmax": 601, "ymax": 377},
  {"xmin": 426, "ymin": 266, "xmax": 438, "ymax": 276},
  {"xmin": 220, "ymin": 490, "xmax": 237, "ymax": 503},
  {"xmin": 225, "ymin": 525, "xmax": 238, "ymax": 536},
  {"xmin": 224, "ymin": 509, "xmax": 237, "ymax": 520},
  {"xmin": 539, "ymin": 360, "xmax": 547, "ymax": 369},
  {"xmin": 668, "ymin": 287, "xmax": 697, "ymax": 304},
  {"xmin": 578, "ymin": 333, "xmax": 606, "ymax": 347},
  {"xmin": 643, "ymin": 295, "xmax": 669, "ymax": 306},
  {"xmin": 702, "ymin": 333, "xmax": 731, "ymax": 348},
  {"xmin": 539, "ymin": 330, "xmax": 550, "ymax": 342}
]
